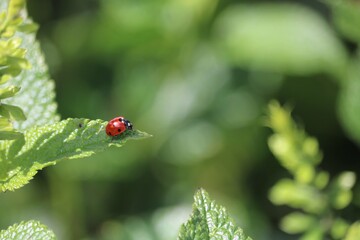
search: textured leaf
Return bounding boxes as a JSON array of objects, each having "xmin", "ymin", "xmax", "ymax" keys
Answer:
[
  {"xmin": 0, "ymin": 118, "xmax": 150, "ymax": 192},
  {"xmin": 0, "ymin": 0, "xmax": 32, "ymax": 139},
  {"xmin": 214, "ymin": 3, "xmax": 347, "ymax": 77},
  {"xmin": 2, "ymin": 1, "xmax": 59, "ymax": 131},
  {"xmin": 178, "ymin": 188, "xmax": 252, "ymax": 240},
  {"xmin": 0, "ymin": 220, "xmax": 56, "ymax": 240}
]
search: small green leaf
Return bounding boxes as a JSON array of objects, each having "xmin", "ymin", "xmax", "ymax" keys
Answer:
[
  {"xmin": 7, "ymin": 56, "xmax": 30, "ymax": 69},
  {"xmin": 0, "ymin": 85, "xmax": 20, "ymax": 99},
  {"xmin": 1, "ymin": 26, "xmax": 16, "ymax": 38},
  {"xmin": 337, "ymin": 171, "xmax": 356, "ymax": 190},
  {"xmin": 314, "ymin": 171, "xmax": 329, "ymax": 190},
  {"xmin": 0, "ymin": 75, "xmax": 11, "ymax": 84},
  {"xmin": 0, "ymin": 220, "xmax": 56, "ymax": 240},
  {"xmin": 0, "ymin": 118, "xmax": 150, "ymax": 192},
  {"xmin": 300, "ymin": 227, "xmax": 324, "ymax": 240},
  {"xmin": 0, "ymin": 103, "xmax": 26, "ymax": 121},
  {"xmin": 329, "ymin": 171, "xmax": 356, "ymax": 209},
  {"xmin": 294, "ymin": 164, "xmax": 315, "ymax": 184},
  {"xmin": 332, "ymin": 190, "xmax": 352, "ymax": 210},
  {"xmin": 17, "ymin": 22, "xmax": 38, "ymax": 33},
  {"xmin": 7, "ymin": 0, "xmax": 25, "ymax": 21},
  {"xmin": 0, "ymin": 116, "xmax": 12, "ymax": 130},
  {"xmin": 178, "ymin": 188, "xmax": 252, "ymax": 240},
  {"xmin": 330, "ymin": 218, "xmax": 349, "ymax": 239},
  {"xmin": 280, "ymin": 212, "xmax": 316, "ymax": 234},
  {"xmin": 0, "ymin": 117, "xmax": 22, "ymax": 140},
  {"xmin": 6, "ymin": 37, "xmax": 21, "ymax": 49},
  {"xmin": 344, "ymin": 221, "xmax": 360, "ymax": 240},
  {"xmin": 269, "ymin": 179, "xmax": 326, "ymax": 214}
]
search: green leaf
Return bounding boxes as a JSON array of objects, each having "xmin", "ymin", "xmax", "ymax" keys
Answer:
[
  {"xmin": 300, "ymin": 227, "xmax": 324, "ymax": 240},
  {"xmin": 6, "ymin": 0, "xmax": 25, "ymax": 22},
  {"xmin": 0, "ymin": 116, "xmax": 12, "ymax": 131},
  {"xmin": 313, "ymin": 171, "xmax": 329, "ymax": 190},
  {"xmin": 0, "ymin": 85, "xmax": 20, "ymax": 99},
  {"xmin": 0, "ymin": 103, "xmax": 26, "ymax": 120},
  {"xmin": 280, "ymin": 212, "xmax": 316, "ymax": 234},
  {"xmin": 266, "ymin": 101, "xmax": 322, "ymax": 175},
  {"xmin": 214, "ymin": 3, "xmax": 347, "ymax": 77},
  {"xmin": 326, "ymin": 0, "xmax": 360, "ymax": 43},
  {"xmin": 0, "ymin": 220, "xmax": 56, "ymax": 240},
  {"xmin": 16, "ymin": 22, "xmax": 38, "ymax": 33},
  {"xmin": 0, "ymin": 75, "xmax": 11, "ymax": 84},
  {"xmin": 0, "ymin": 118, "xmax": 150, "ymax": 192},
  {"xmin": 344, "ymin": 221, "xmax": 360, "ymax": 240},
  {"xmin": 269, "ymin": 179, "xmax": 326, "ymax": 214},
  {"xmin": 178, "ymin": 188, "xmax": 252, "ymax": 240},
  {"xmin": 0, "ymin": 116, "xmax": 22, "ymax": 139},
  {"xmin": 329, "ymin": 171, "xmax": 356, "ymax": 209},
  {"xmin": 2, "ymin": 2, "xmax": 59, "ymax": 130},
  {"xmin": 338, "ymin": 60, "xmax": 360, "ymax": 145},
  {"xmin": 330, "ymin": 218, "xmax": 349, "ymax": 239}
]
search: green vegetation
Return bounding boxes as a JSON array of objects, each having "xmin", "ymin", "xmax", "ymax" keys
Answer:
[
  {"xmin": 0, "ymin": 0, "xmax": 359, "ymax": 239},
  {"xmin": 0, "ymin": 0, "xmax": 149, "ymax": 237},
  {"xmin": 267, "ymin": 102, "xmax": 358, "ymax": 239}
]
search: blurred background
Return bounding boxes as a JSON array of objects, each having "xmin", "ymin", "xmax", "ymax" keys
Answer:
[{"xmin": 0, "ymin": 0, "xmax": 360, "ymax": 239}]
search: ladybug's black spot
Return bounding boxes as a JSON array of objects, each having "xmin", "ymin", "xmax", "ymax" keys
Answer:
[{"xmin": 118, "ymin": 129, "xmax": 121, "ymax": 132}]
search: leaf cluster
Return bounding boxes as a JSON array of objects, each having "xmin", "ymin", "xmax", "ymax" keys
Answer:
[
  {"xmin": 0, "ymin": 0, "xmax": 38, "ymax": 140},
  {"xmin": 266, "ymin": 101, "xmax": 359, "ymax": 239}
]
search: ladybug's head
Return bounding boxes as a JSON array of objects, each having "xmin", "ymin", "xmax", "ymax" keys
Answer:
[{"xmin": 124, "ymin": 119, "xmax": 133, "ymax": 130}]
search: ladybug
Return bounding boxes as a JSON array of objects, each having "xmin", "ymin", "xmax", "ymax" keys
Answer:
[{"xmin": 106, "ymin": 116, "xmax": 133, "ymax": 136}]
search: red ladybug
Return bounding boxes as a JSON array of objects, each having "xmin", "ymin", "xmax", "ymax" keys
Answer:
[{"xmin": 106, "ymin": 116, "xmax": 133, "ymax": 136}]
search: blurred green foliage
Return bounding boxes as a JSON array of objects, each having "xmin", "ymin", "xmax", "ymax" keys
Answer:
[
  {"xmin": 0, "ymin": 0, "xmax": 359, "ymax": 239},
  {"xmin": 267, "ymin": 101, "xmax": 356, "ymax": 239}
]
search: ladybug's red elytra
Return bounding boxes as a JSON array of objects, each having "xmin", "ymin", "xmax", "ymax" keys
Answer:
[{"xmin": 106, "ymin": 116, "xmax": 133, "ymax": 136}]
